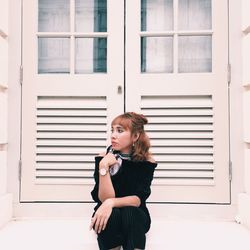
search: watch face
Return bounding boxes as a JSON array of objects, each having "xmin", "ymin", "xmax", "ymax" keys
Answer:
[{"xmin": 99, "ymin": 168, "xmax": 107, "ymax": 176}]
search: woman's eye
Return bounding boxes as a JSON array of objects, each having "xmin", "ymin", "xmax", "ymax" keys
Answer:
[{"xmin": 118, "ymin": 129, "xmax": 123, "ymax": 133}]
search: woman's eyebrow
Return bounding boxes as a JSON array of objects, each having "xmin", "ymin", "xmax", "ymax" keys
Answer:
[{"xmin": 111, "ymin": 125, "xmax": 124, "ymax": 129}]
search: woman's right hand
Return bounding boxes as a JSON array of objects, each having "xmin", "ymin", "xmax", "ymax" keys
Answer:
[{"xmin": 99, "ymin": 153, "xmax": 117, "ymax": 169}]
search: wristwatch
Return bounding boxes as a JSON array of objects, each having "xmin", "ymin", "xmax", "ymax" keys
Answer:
[{"xmin": 99, "ymin": 167, "xmax": 109, "ymax": 176}]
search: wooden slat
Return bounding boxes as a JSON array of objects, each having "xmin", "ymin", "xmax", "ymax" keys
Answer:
[
  {"xmin": 37, "ymin": 109, "xmax": 107, "ymax": 116},
  {"xmin": 146, "ymin": 124, "xmax": 213, "ymax": 131},
  {"xmin": 141, "ymin": 96, "xmax": 213, "ymax": 108},
  {"xmin": 37, "ymin": 117, "xmax": 107, "ymax": 124},
  {"xmin": 36, "ymin": 162, "xmax": 95, "ymax": 170},
  {"xmin": 156, "ymin": 162, "xmax": 214, "ymax": 170},
  {"xmin": 37, "ymin": 96, "xmax": 107, "ymax": 108},
  {"xmin": 151, "ymin": 178, "xmax": 215, "ymax": 186},
  {"xmin": 37, "ymin": 132, "xmax": 107, "ymax": 139},
  {"xmin": 35, "ymin": 178, "xmax": 94, "ymax": 185},
  {"xmin": 150, "ymin": 138, "xmax": 214, "ymax": 146},
  {"xmin": 154, "ymin": 155, "xmax": 214, "ymax": 162},
  {"xmin": 147, "ymin": 131, "xmax": 213, "ymax": 139},
  {"xmin": 151, "ymin": 146, "xmax": 213, "ymax": 154},
  {"xmin": 142, "ymin": 109, "xmax": 214, "ymax": 116},
  {"xmin": 36, "ymin": 146, "xmax": 105, "ymax": 154},
  {"xmin": 147, "ymin": 116, "xmax": 213, "ymax": 124},
  {"xmin": 36, "ymin": 170, "xmax": 93, "ymax": 178},
  {"xmin": 36, "ymin": 139, "xmax": 106, "ymax": 146},
  {"xmin": 154, "ymin": 170, "xmax": 214, "ymax": 178},
  {"xmin": 37, "ymin": 124, "xmax": 107, "ymax": 131},
  {"xmin": 36, "ymin": 155, "xmax": 95, "ymax": 162}
]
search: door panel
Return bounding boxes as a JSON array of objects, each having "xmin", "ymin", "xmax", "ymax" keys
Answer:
[
  {"xmin": 21, "ymin": 0, "xmax": 124, "ymax": 201},
  {"xmin": 126, "ymin": 0, "xmax": 230, "ymax": 203},
  {"xmin": 21, "ymin": 0, "xmax": 230, "ymax": 203}
]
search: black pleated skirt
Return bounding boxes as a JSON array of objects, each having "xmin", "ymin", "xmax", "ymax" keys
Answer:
[{"xmin": 95, "ymin": 206, "xmax": 150, "ymax": 250}]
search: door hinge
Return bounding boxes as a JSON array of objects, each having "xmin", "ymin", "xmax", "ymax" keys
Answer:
[
  {"xmin": 229, "ymin": 161, "xmax": 232, "ymax": 181},
  {"xmin": 18, "ymin": 159, "xmax": 22, "ymax": 181},
  {"xmin": 227, "ymin": 63, "xmax": 231, "ymax": 85},
  {"xmin": 19, "ymin": 65, "xmax": 23, "ymax": 85}
]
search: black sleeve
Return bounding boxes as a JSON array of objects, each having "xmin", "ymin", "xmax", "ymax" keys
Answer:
[
  {"xmin": 134, "ymin": 162, "xmax": 157, "ymax": 204},
  {"xmin": 90, "ymin": 156, "xmax": 103, "ymax": 203}
]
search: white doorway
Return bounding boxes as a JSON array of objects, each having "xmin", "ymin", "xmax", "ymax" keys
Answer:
[{"xmin": 21, "ymin": 0, "xmax": 230, "ymax": 203}]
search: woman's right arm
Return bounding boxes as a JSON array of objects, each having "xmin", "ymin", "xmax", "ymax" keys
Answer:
[{"xmin": 98, "ymin": 153, "xmax": 117, "ymax": 202}]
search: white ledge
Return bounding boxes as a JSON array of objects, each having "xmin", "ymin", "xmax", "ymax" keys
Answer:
[{"xmin": 0, "ymin": 29, "xmax": 8, "ymax": 39}]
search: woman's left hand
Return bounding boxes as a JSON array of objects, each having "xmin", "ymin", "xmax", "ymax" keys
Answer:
[{"xmin": 89, "ymin": 198, "xmax": 114, "ymax": 234}]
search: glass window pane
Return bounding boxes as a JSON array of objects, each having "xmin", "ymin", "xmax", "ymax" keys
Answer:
[
  {"xmin": 38, "ymin": 37, "xmax": 70, "ymax": 74},
  {"xmin": 178, "ymin": 35, "xmax": 212, "ymax": 73},
  {"xmin": 38, "ymin": 0, "xmax": 70, "ymax": 32},
  {"xmin": 141, "ymin": 36, "xmax": 173, "ymax": 73},
  {"xmin": 75, "ymin": 38, "xmax": 107, "ymax": 73},
  {"xmin": 141, "ymin": 0, "xmax": 173, "ymax": 31},
  {"xmin": 75, "ymin": 0, "xmax": 107, "ymax": 32},
  {"xmin": 179, "ymin": 0, "xmax": 211, "ymax": 30}
]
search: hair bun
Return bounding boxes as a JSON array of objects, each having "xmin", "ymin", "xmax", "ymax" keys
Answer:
[{"xmin": 138, "ymin": 113, "xmax": 148, "ymax": 125}]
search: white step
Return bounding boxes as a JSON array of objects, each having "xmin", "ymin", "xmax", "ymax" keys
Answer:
[{"xmin": 0, "ymin": 218, "xmax": 250, "ymax": 250}]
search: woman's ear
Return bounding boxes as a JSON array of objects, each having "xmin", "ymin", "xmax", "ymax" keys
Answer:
[{"xmin": 133, "ymin": 133, "xmax": 140, "ymax": 143}]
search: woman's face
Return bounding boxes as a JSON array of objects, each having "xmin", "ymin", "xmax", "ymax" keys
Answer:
[{"xmin": 111, "ymin": 124, "xmax": 134, "ymax": 153}]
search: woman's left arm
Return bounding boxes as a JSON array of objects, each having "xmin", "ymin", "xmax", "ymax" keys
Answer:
[{"xmin": 89, "ymin": 196, "xmax": 140, "ymax": 233}]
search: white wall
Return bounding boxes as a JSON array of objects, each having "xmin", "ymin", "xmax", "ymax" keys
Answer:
[
  {"xmin": 238, "ymin": 0, "xmax": 250, "ymax": 229},
  {"xmin": 0, "ymin": 0, "xmax": 13, "ymax": 229}
]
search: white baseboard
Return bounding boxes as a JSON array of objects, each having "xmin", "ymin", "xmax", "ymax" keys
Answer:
[
  {"xmin": 0, "ymin": 193, "xmax": 13, "ymax": 229},
  {"xmin": 237, "ymin": 193, "xmax": 250, "ymax": 228},
  {"xmin": 14, "ymin": 202, "xmax": 236, "ymax": 221}
]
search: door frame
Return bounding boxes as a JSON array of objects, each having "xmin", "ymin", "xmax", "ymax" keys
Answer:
[{"xmin": 7, "ymin": 0, "xmax": 243, "ymax": 219}]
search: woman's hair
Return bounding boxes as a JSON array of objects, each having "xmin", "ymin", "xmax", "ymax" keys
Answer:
[{"xmin": 111, "ymin": 112, "xmax": 151, "ymax": 161}]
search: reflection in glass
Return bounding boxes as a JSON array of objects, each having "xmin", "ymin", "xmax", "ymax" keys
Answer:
[
  {"xmin": 179, "ymin": 0, "xmax": 211, "ymax": 30},
  {"xmin": 75, "ymin": 38, "xmax": 107, "ymax": 73},
  {"xmin": 178, "ymin": 35, "xmax": 212, "ymax": 73},
  {"xmin": 38, "ymin": 0, "xmax": 70, "ymax": 32},
  {"xmin": 75, "ymin": 0, "xmax": 107, "ymax": 32},
  {"xmin": 141, "ymin": 36, "xmax": 173, "ymax": 73},
  {"xmin": 141, "ymin": 0, "xmax": 173, "ymax": 31},
  {"xmin": 38, "ymin": 38, "xmax": 70, "ymax": 74}
]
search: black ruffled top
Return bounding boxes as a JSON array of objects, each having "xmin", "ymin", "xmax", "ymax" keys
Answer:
[{"xmin": 91, "ymin": 156, "xmax": 157, "ymax": 222}]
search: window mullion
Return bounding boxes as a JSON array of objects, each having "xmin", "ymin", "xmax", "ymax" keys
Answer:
[
  {"xmin": 173, "ymin": 0, "xmax": 178, "ymax": 74},
  {"xmin": 70, "ymin": 0, "xmax": 75, "ymax": 75}
]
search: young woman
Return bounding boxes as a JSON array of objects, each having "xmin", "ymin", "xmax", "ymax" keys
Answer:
[{"xmin": 90, "ymin": 112, "xmax": 157, "ymax": 250}]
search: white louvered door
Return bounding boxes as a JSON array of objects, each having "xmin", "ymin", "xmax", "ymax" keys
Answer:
[
  {"xmin": 21, "ymin": 0, "xmax": 124, "ymax": 201},
  {"xmin": 126, "ymin": 0, "xmax": 230, "ymax": 203},
  {"xmin": 22, "ymin": 0, "xmax": 230, "ymax": 204}
]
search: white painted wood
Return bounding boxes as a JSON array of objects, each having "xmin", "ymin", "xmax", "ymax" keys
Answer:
[
  {"xmin": 238, "ymin": 193, "xmax": 250, "ymax": 230},
  {"xmin": 0, "ymin": 0, "xmax": 8, "ymax": 36},
  {"xmin": 127, "ymin": 0, "xmax": 230, "ymax": 203},
  {"xmin": 0, "ymin": 151, "xmax": 7, "ymax": 195},
  {"xmin": 242, "ymin": 35, "xmax": 250, "ymax": 86},
  {"xmin": 0, "ymin": 194, "xmax": 12, "ymax": 229},
  {"xmin": 245, "ymin": 148, "xmax": 250, "ymax": 194},
  {"xmin": 243, "ymin": 92, "xmax": 250, "ymax": 142},
  {"xmin": 242, "ymin": 0, "xmax": 250, "ymax": 33},
  {"xmin": 0, "ymin": 39, "xmax": 8, "ymax": 87},
  {"xmin": 0, "ymin": 92, "xmax": 7, "ymax": 144},
  {"xmin": 21, "ymin": 0, "xmax": 124, "ymax": 201}
]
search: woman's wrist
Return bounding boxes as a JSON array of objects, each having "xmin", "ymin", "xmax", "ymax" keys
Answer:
[
  {"xmin": 105, "ymin": 198, "xmax": 115, "ymax": 207},
  {"xmin": 99, "ymin": 161, "xmax": 109, "ymax": 170}
]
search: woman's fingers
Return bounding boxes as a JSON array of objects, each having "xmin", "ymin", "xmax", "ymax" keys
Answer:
[
  {"xmin": 102, "ymin": 217, "xmax": 108, "ymax": 231},
  {"xmin": 89, "ymin": 216, "xmax": 96, "ymax": 230},
  {"xmin": 92, "ymin": 215, "xmax": 109, "ymax": 233}
]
